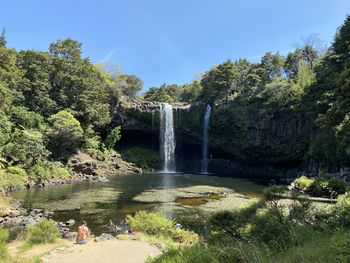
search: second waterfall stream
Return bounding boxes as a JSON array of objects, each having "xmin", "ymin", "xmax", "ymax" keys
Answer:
[{"xmin": 201, "ymin": 105, "xmax": 212, "ymax": 174}]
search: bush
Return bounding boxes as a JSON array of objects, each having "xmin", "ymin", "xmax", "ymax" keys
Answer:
[
  {"xmin": 51, "ymin": 166, "xmax": 71, "ymax": 180},
  {"xmin": 292, "ymin": 176, "xmax": 314, "ymax": 192},
  {"xmin": 128, "ymin": 211, "xmax": 199, "ymax": 246},
  {"xmin": 105, "ymin": 126, "xmax": 121, "ymax": 150},
  {"xmin": 331, "ymin": 230, "xmax": 350, "ymax": 262},
  {"xmin": 307, "ymin": 175, "xmax": 346, "ymax": 198},
  {"xmin": 128, "ymin": 211, "xmax": 175, "ymax": 236},
  {"xmin": 0, "ymin": 166, "xmax": 27, "ymax": 188},
  {"xmin": 151, "ymin": 246, "xmax": 217, "ymax": 263},
  {"xmin": 28, "ymin": 163, "xmax": 51, "ymax": 183},
  {"xmin": 120, "ymin": 147, "xmax": 161, "ymax": 171},
  {"xmin": 25, "ymin": 219, "xmax": 60, "ymax": 247},
  {"xmin": 0, "ymin": 227, "xmax": 9, "ymax": 262}
]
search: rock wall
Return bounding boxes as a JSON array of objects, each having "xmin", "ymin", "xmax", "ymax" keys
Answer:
[{"xmin": 116, "ymin": 100, "xmax": 311, "ymax": 176}]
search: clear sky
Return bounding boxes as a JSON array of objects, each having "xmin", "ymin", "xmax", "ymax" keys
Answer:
[{"xmin": 1, "ymin": 0, "xmax": 349, "ymax": 91}]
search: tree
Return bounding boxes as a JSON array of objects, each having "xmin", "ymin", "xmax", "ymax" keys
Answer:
[
  {"xmin": 0, "ymin": 112, "xmax": 12, "ymax": 149},
  {"xmin": 49, "ymin": 38, "xmax": 82, "ymax": 59},
  {"xmin": 17, "ymin": 50, "xmax": 56, "ymax": 116},
  {"xmin": 0, "ymin": 45, "xmax": 24, "ymax": 109},
  {"xmin": 258, "ymin": 52, "xmax": 285, "ymax": 84},
  {"xmin": 10, "ymin": 106, "xmax": 45, "ymax": 130},
  {"xmin": 49, "ymin": 39, "xmax": 111, "ymax": 129},
  {"xmin": 48, "ymin": 110, "xmax": 84, "ymax": 157},
  {"xmin": 2, "ymin": 128, "xmax": 49, "ymax": 165},
  {"xmin": 200, "ymin": 60, "xmax": 239, "ymax": 102},
  {"xmin": 119, "ymin": 74, "xmax": 143, "ymax": 98},
  {"xmin": 105, "ymin": 126, "xmax": 121, "ymax": 149},
  {"xmin": 180, "ymin": 81, "xmax": 203, "ymax": 102},
  {"xmin": 0, "ymin": 28, "xmax": 6, "ymax": 48},
  {"xmin": 143, "ymin": 85, "xmax": 178, "ymax": 103}
]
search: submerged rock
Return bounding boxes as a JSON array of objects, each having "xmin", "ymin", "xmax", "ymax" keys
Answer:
[{"xmin": 134, "ymin": 185, "xmax": 257, "ymax": 213}]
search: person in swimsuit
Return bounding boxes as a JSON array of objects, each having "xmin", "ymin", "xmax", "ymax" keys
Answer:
[{"xmin": 76, "ymin": 220, "xmax": 90, "ymax": 245}]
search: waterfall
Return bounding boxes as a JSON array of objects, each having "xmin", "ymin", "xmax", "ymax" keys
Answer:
[
  {"xmin": 160, "ymin": 103, "xmax": 176, "ymax": 172},
  {"xmin": 201, "ymin": 105, "xmax": 212, "ymax": 174}
]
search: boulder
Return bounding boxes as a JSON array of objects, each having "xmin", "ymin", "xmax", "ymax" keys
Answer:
[
  {"xmin": 94, "ymin": 233, "xmax": 115, "ymax": 242},
  {"xmin": 65, "ymin": 219, "xmax": 75, "ymax": 226},
  {"xmin": 9, "ymin": 209, "xmax": 21, "ymax": 217},
  {"xmin": 63, "ymin": 231, "xmax": 77, "ymax": 240}
]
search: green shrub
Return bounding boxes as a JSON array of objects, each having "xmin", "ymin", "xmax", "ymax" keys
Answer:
[
  {"xmin": 0, "ymin": 227, "xmax": 9, "ymax": 262},
  {"xmin": 24, "ymin": 219, "xmax": 60, "ymax": 247},
  {"xmin": 263, "ymin": 185, "xmax": 286, "ymax": 199},
  {"xmin": 51, "ymin": 166, "xmax": 71, "ymax": 180},
  {"xmin": 128, "ymin": 211, "xmax": 199, "ymax": 245},
  {"xmin": 337, "ymin": 192, "xmax": 350, "ymax": 209},
  {"xmin": 151, "ymin": 246, "xmax": 217, "ymax": 263},
  {"xmin": 0, "ymin": 166, "xmax": 27, "ymax": 187},
  {"xmin": 105, "ymin": 126, "xmax": 121, "ymax": 150},
  {"xmin": 120, "ymin": 147, "xmax": 161, "ymax": 170},
  {"xmin": 210, "ymin": 202, "xmax": 261, "ymax": 239},
  {"xmin": 128, "ymin": 211, "xmax": 175, "ymax": 236},
  {"xmin": 307, "ymin": 176, "xmax": 346, "ymax": 198},
  {"xmin": 292, "ymin": 176, "xmax": 314, "ymax": 192},
  {"xmin": 28, "ymin": 163, "xmax": 51, "ymax": 183},
  {"xmin": 331, "ymin": 230, "xmax": 350, "ymax": 262}
]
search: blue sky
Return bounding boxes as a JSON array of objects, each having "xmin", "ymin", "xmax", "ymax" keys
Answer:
[{"xmin": 1, "ymin": 0, "xmax": 349, "ymax": 91}]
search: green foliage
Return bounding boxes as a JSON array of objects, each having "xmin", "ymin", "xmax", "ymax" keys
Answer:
[
  {"xmin": 128, "ymin": 211, "xmax": 199, "ymax": 246},
  {"xmin": 119, "ymin": 74, "xmax": 143, "ymax": 98},
  {"xmin": 0, "ymin": 112, "xmax": 12, "ymax": 150},
  {"xmin": 201, "ymin": 60, "xmax": 239, "ymax": 102},
  {"xmin": 2, "ymin": 128, "xmax": 49, "ymax": 165},
  {"xmin": 28, "ymin": 163, "xmax": 52, "ymax": 183},
  {"xmin": 48, "ymin": 110, "xmax": 83, "ymax": 157},
  {"xmin": 331, "ymin": 230, "xmax": 350, "ymax": 262},
  {"xmin": 151, "ymin": 246, "xmax": 222, "ymax": 263},
  {"xmin": 105, "ymin": 126, "xmax": 121, "ymax": 150},
  {"xmin": 28, "ymin": 162, "xmax": 70, "ymax": 183},
  {"xmin": 0, "ymin": 227, "xmax": 9, "ymax": 262},
  {"xmin": 49, "ymin": 38, "xmax": 82, "ymax": 59},
  {"xmin": 24, "ymin": 219, "xmax": 60, "ymax": 248},
  {"xmin": 263, "ymin": 185, "xmax": 286, "ymax": 201},
  {"xmin": 307, "ymin": 175, "xmax": 346, "ymax": 198},
  {"xmin": 119, "ymin": 147, "xmax": 161, "ymax": 170},
  {"xmin": 292, "ymin": 176, "xmax": 314, "ymax": 192},
  {"xmin": 259, "ymin": 52, "xmax": 285, "ymax": 84},
  {"xmin": 143, "ymin": 81, "xmax": 202, "ymax": 103},
  {"xmin": 10, "ymin": 106, "xmax": 45, "ymax": 129}
]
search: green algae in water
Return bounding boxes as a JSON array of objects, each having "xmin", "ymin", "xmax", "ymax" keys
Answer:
[{"xmin": 175, "ymin": 194, "xmax": 224, "ymax": 206}]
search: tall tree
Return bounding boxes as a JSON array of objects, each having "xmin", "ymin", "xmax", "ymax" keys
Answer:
[
  {"xmin": 119, "ymin": 74, "xmax": 143, "ymax": 99},
  {"xmin": 258, "ymin": 52, "xmax": 285, "ymax": 84},
  {"xmin": 200, "ymin": 60, "xmax": 239, "ymax": 102},
  {"xmin": 0, "ymin": 28, "xmax": 6, "ymax": 48}
]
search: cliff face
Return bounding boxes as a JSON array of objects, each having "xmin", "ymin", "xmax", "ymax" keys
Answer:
[{"xmin": 116, "ymin": 99, "xmax": 311, "ymax": 176}]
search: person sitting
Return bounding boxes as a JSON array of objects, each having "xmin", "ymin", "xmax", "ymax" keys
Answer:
[
  {"xmin": 76, "ymin": 220, "xmax": 90, "ymax": 245},
  {"xmin": 120, "ymin": 217, "xmax": 128, "ymax": 225},
  {"xmin": 108, "ymin": 219, "xmax": 117, "ymax": 233}
]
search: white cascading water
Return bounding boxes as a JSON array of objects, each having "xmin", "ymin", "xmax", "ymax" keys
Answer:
[
  {"xmin": 160, "ymin": 103, "xmax": 176, "ymax": 172},
  {"xmin": 201, "ymin": 105, "xmax": 212, "ymax": 174}
]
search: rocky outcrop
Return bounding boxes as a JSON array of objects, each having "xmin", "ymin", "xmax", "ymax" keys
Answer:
[
  {"xmin": 115, "ymin": 99, "xmax": 311, "ymax": 177},
  {"xmin": 68, "ymin": 152, "xmax": 142, "ymax": 182}
]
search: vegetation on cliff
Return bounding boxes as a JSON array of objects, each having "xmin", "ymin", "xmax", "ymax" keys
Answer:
[{"xmin": 142, "ymin": 16, "xmax": 350, "ymax": 173}]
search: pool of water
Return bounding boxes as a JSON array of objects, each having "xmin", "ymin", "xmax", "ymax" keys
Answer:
[{"xmin": 11, "ymin": 173, "xmax": 267, "ymax": 235}]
